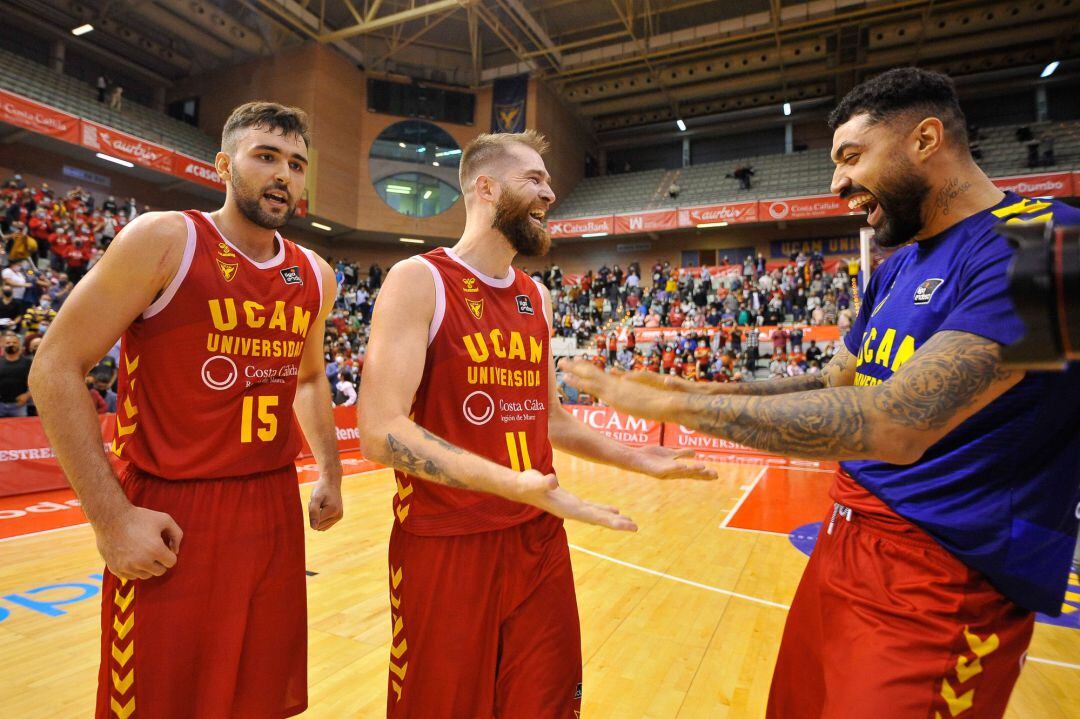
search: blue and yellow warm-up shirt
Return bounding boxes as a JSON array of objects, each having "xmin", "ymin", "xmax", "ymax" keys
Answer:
[{"xmin": 841, "ymin": 191, "xmax": 1080, "ymax": 616}]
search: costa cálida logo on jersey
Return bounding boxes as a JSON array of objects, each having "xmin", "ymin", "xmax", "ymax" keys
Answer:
[
  {"xmin": 515, "ymin": 294, "xmax": 534, "ymax": 315},
  {"xmin": 216, "ymin": 242, "xmax": 239, "ymax": 282}
]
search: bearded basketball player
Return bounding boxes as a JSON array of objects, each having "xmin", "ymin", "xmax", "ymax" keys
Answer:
[
  {"xmin": 358, "ymin": 130, "xmax": 715, "ymax": 718},
  {"xmin": 561, "ymin": 68, "xmax": 1080, "ymax": 719},
  {"xmin": 31, "ymin": 102, "xmax": 343, "ymax": 718}
]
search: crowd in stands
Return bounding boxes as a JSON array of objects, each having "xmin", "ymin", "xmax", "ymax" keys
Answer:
[
  {"xmin": 529, "ymin": 253, "xmax": 854, "ymax": 398},
  {"xmin": 0, "ymin": 174, "xmax": 150, "ymax": 417}
]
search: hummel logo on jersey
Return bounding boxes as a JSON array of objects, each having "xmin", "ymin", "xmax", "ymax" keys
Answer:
[
  {"xmin": 463, "ymin": 277, "xmax": 480, "ymax": 293},
  {"xmin": 913, "ymin": 278, "xmax": 944, "ymax": 305},
  {"xmin": 516, "ymin": 294, "xmax": 534, "ymax": 315},
  {"xmin": 466, "ymin": 298, "xmax": 484, "ymax": 319},
  {"xmin": 280, "ymin": 266, "xmax": 304, "ymax": 285}
]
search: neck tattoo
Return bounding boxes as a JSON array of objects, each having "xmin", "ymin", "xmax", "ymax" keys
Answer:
[{"xmin": 935, "ymin": 177, "xmax": 971, "ymax": 217}]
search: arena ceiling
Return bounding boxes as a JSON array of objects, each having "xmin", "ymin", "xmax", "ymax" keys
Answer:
[{"xmin": 13, "ymin": 0, "xmax": 1080, "ymax": 144}]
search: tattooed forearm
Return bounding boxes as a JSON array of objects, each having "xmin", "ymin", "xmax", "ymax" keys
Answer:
[
  {"xmin": 684, "ymin": 389, "xmax": 872, "ymax": 460},
  {"xmin": 418, "ymin": 426, "xmax": 466, "ymax": 455},
  {"xmin": 386, "ymin": 433, "xmax": 469, "ymax": 488},
  {"xmin": 821, "ymin": 347, "xmax": 855, "ymax": 388},
  {"xmin": 872, "ymin": 331, "xmax": 1017, "ymax": 430},
  {"xmin": 717, "ymin": 374, "xmax": 825, "ymax": 396}
]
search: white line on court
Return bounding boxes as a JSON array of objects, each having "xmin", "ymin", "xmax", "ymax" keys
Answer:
[
  {"xmin": 721, "ymin": 465, "xmax": 768, "ymax": 528},
  {"xmin": 568, "ymin": 542, "xmax": 791, "ymax": 610},
  {"xmin": 568, "ymin": 542, "xmax": 1080, "ymax": 671}
]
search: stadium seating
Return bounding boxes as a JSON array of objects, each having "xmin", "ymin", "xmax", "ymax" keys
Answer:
[
  {"xmin": 553, "ymin": 120, "xmax": 1079, "ymax": 219},
  {"xmin": 0, "ymin": 48, "xmax": 217, "ymax": 161}
]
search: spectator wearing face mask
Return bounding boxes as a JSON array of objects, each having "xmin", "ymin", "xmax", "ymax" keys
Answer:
[
  {"xmin": 2, "ymin": 261, "xmax": 31, "ymax": 310},
  {"xmin": 0, "ymin": 286, "xmax": 22, "ymax": 327},
  {"xmin": 89, "ymin": 366, "xmax": 118, "ymax": 413},
  {"xmin": 0, "ymin": 331, "xmax": 32, "ymax": 417}
]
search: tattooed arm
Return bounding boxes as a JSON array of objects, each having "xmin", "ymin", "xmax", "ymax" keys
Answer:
[
  {"xmin": 621, "ymin": 346, "xmax": 857, "ymax": 396},
  {"xmin": 564, "ymin": 331, "xmax": 1022, "ymax": 464},
  {"xmin": 358, "ymin": 259, "xmax": 532, "ymax": 495},
  {"xmin": 358, "ymin": 260, "xmax": 635, "ymax": 531}
]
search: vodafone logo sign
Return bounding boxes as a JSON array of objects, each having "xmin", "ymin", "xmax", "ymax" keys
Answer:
[
  {"xmin": 462, "ymin": 390, "xmax": 495, "ymax": 425},
  {"xmin": 201, "ymin": 355, "xmax": 238, "ymax": 391}
]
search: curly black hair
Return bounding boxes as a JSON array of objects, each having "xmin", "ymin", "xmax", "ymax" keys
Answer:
[{"xmin": 828, "ymin": 67, "xmax": 968, "ymax": 149}]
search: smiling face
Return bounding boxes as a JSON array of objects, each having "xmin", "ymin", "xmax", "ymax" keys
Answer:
[
  {"xmin": 830, "ymin": 113, "xmax": 931, "ymax": 248},
  {"xmin": 488, "ymin": 143, "xmax": 556, "ymax": 256},
  {"xmin": 220, "ymin": 125, "xmax": 308, "ymax": 230}
]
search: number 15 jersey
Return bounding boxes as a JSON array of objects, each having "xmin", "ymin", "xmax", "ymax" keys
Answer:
[{"xmin": 112, "ymin": 210, "xmax": 324, "ymax": 479}]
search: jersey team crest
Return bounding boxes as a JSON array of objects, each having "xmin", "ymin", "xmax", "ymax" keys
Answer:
[
  {"xmin": 217, "ymin": 259, "xmax": 238, "ymax": 282},
  {"xmin": 466, "ymin": 298, "xmax": 484, "ymax": 319},
  {"xmin": 216, "ymin": 241, "xmax": 238, "ymax": 282}
]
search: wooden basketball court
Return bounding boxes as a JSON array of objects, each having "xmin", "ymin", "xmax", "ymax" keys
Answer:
[{"xmin": 0, "ymin": 450, "xmax": 1077, "ymax": 718}]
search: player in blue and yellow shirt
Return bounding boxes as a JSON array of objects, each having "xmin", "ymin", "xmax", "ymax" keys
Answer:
[{"xmin": 561, "ymin": 67, "xmax": 1080, "ymax": 719}]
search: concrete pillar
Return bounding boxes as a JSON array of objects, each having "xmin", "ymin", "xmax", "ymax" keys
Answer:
[
  {"xmin": 1035, "ymin": 85, "xmax": 1049, "ymax": 122},
  {"xmin": 682, "ymin": 137, "xmax": 691, "ymax": 167},
  {"xmin": 785, "ymin": 122, "xmax": 794, "ymax": 154},
  {"xmin": 598, "ymin": 148, "xmax": 607, "ymax": 176},
  {"xmin": 50, "ymin": 40, "xmax": 65, "ymax": 73},
  {"xmin": 153, "ymin": 86, "xmax": 167, "ymax": 113}
]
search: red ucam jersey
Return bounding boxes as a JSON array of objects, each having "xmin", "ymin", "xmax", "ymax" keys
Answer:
[
  {"xmin": 110, "ymin": 210, "xmax": 324, "ymax": 479},
  {"xmin": 395, "ymin": 247, "xmax": 553, "ymax": 536}
]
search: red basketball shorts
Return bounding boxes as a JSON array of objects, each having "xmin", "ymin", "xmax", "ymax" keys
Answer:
[
  {"xmin": 386, "ymin": 512, "xmax": 583, "ymax": 719},
  {"xmin": 95, "ymin": 464, "xmax": 308, "ymax": 719},
  {"xmin": 767, "ymin": 478, "xmax": 1034, "ymax": 719}
]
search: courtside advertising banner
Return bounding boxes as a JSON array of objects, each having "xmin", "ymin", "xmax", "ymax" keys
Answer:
[
  {"xmin": 0, "ymin": 90, "xmax": 81, "ymax": 144},
  {"xmin": 565, "ymin": 405, "xmax": 661, "ymax": 447},
  {"xmin": 762, "ymin": 194, "xmax": 854, "ymax": 221},
  {"xmin": 548, "ymin": 215, "xmax": 614, "ymax": 238},
  {"xmin": 991, "ymin": 171, "xmax": 1074, "ymax": 198},
  {"xmin": 0, "ymin": 414, "xmax": 117, "ymax": 497},
  {"xmin": 613, "ymin": 209, "xmax": 678, "ymax": 234},
  {"xmin": 171, "ymin": 152, "xmax": 225, "ymax": 190},
  {"xmin": 662, "ymin": 422, "xmax": 785, "ymax": 462},
  {"xmin": 79, "ymin": 120, "xmax": 174, "ymax": 172},
  {"xmin": 677, "ymin": 201, "xmax": 759, "ymax": 227}
]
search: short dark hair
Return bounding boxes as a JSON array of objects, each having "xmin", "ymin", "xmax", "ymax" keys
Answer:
[
  {"xmin": 221, "ymin": 101, "xmax": 311, "ymax": 154},
  {"xmin": 828, "ymin": 67, "xmax": 968, "ymax": 149}
]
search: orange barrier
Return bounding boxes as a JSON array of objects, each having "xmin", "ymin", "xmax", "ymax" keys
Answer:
[
  {"xmin": 0, "ymin": 405, "xmax": 364, "ymax": 498},
  {"xmin": 564, "ymin": 405, "xmax": 662, "ymax": 447}
]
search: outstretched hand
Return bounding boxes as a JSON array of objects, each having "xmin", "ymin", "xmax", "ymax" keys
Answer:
[
  {"xmin": 560, "ymin": 358, "xmax": 665, "ymax": 420},
  {"xmin": 507, "ymin": 469, "xmax": 638, "ymax": 532},
  {"xmin": 632, "ymin": 445, "xmax": 717, "ymax": 480}
]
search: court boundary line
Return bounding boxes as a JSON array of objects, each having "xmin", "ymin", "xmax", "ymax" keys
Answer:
[
  {"xmin": 569, "ymin": 542, "xmax": 791, "ymax": 610},
  {"xmin": 567, "ymin": 543, "xmax": 1080, "ymax": 672},
  {"xmin": 720, "ymin": 465, "xmax": 768, "ymax": 528},
  {"xmin": 0, "ymin": 468, "xmax": 386, "ymax": 544}
]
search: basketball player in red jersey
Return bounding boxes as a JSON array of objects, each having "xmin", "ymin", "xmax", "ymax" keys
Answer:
[
  {"xmin": 358, "ymin": 130, "xmax": 715, "ymax": 719},
  {"xmin": 30, "ymin": 102, "xmax": 342, "ymax": 718}
]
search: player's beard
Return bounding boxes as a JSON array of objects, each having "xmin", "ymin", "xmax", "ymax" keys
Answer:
[
  {"xmin": 866, "ymin": 155, "xmax": 931, "ymax": 248},
  {"xmin": 230, "ymin": 163, "xmax": 295, "ymax": 230},
  {"xmin": 492, "ymin": 185, "xmax": 551, "ymax": 257}
]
